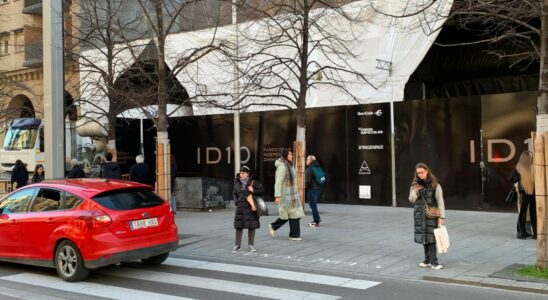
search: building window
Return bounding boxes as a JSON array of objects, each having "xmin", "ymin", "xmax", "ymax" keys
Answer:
[
  {"xmin": 14, "ymin": 30, "xmax": 23, "ymax": 53},
  {"xmin": 0, "ymin": 0, "xmax": 9, "ymax": 5},
  {"xmin": 0, "ymin": 35, "xmax": 9, "ymax": 55}
]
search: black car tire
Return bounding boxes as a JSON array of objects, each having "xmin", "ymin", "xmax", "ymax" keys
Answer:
[
  {"xmin": 141, "ymin": 252, "xmax": 170, "ymax": 266},
  {"xmin": 55, "ymin": 240, "xmax": 90, "ymax": 282}
]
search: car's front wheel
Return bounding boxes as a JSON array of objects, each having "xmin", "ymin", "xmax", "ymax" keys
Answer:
[
  {"xmin": 55, "ymin": 240, "xmax": 90, "ymax": 282},
  {"xmin": 141, "ymin": 252, "xmax": 170, "ymax": 266}
]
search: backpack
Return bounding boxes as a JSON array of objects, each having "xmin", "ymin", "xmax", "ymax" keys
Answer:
[{"xmin": 312, "ymin": 166, "xmax": 327, "ymax": 185}]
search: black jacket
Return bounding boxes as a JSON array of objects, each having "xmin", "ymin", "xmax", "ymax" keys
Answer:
[
  {"xmin": 31, "ymin": 174, "xmax": 45, "ymax": 183},
  {"xmin": 232, "ymin": 175, "xmax": 263, "ymax": 229},
  {"xmin": 129, "ymin": 163, "xmax": 152, "ymax": 185},
  {"xmin": 100, "ymin": 162, "xmax": 122, "ymax": 179},
  {"xmin": 305, "ymin": 160, "xmax": 322, "ymax": 190},
  {"xmin": 11, "ymin": 165, "xmax": 28, "ymax": 188},
  {"xmin": 68, "ymin": 165, "xmax": 86, "ymax": 179}
]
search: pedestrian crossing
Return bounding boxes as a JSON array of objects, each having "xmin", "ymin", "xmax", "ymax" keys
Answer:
[{"xmin": 0, "ymin": 257, "xmax": 382, "ymax": 300}]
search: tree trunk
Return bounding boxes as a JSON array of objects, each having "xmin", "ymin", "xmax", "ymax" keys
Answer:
[
  {"xmin": 536, "ymin": 0, "xmax": 548, "ymax": 272},
  {"xmin": 154, "ymin": 0, "xmax": 171, "ymax": 201},
  {"xmin": 107, "ymin": 97, "xmax": 117, "ymax": 160}
]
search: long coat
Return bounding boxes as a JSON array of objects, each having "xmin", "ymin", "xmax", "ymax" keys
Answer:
[
  {"xmin": 11, "ymin": 165, "xmax": 28, "ymax": 189},
  {"xmin": 274, "ymin": 159, "xmax": 304, "ymax": 220},
  {"xmin": 233, "ymin": 175, "xmax": 263, "ymax": 229},
  {"xmin": 409, "ymin": 183, "xmax": 444, "ymax": 244}
]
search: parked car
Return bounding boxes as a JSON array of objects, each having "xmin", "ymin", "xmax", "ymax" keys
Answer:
[{"xmin": 0, "ymin": 178, "xmax": 179, "ymax": 282}]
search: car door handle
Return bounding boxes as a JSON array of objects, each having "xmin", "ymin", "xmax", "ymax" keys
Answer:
[
  {"xmin": 46, "ymin": 218, "xmax": 54, "ymax": 224},
  {"xmin": 10, "ymin": 220, "xmax": 16, "ymax": 226}
]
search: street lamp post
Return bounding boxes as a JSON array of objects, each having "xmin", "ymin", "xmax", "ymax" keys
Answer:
[
  {"xmin": 232, "ymin": 0, "xmax": 241, "ymax": 175},
  {"xmin": 43, "ymin": 0, "xmax": 65, "ymax": 179}
]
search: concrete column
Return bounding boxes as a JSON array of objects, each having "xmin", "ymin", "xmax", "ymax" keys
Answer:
[{"xmin": 43, "ymin": 0, "xmax": 65, "ymax": 179}]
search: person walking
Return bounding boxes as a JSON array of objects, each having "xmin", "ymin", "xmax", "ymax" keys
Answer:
[
  {"xmin": 509, "ymin": 151, "xmax": 536, "ymax": 239},
  {"xmin": 409, "ymin": 162, "xmax": 446, "ymax": 270},
  {"xmin": 305, "ymin": 155, "xmax": 323, "ymax": 227},
  {"xmin": 100, "ymin": 152, "xmax": 122, "ymax": 179},
  {"xmin": 129, "ymin": 154, "xmax": 152, "ymax": 186},
  {"xmin": 68, "ymin": 159, "xmax": 86, "ymax": 179},
  {"xmin": 31, "ymin": 164, "xmax": 45, "ymax": 183},
  {"xmin": 11, "ymin": 159, "xmax": 29, "ymax": 189},
  {"xmin": 170, "ymin": 154, "xmax": 178, "ymax": 213},
  {"xmin": 231, "ymin": 165, "xmax": 263, "ymax": 253},
  {"xmin": 269, "ymin": 149, "xmax": 305, "ymax": 241}
]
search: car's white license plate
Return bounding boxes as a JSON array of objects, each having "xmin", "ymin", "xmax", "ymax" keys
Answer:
[{"xmin": 130, "ymin": 217, "xmax": 158, "ymax": 230}]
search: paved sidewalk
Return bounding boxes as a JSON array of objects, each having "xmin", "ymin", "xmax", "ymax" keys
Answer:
[{"xmin": 173, "ymin": 203, "xmax": 545, "ymax": 294}]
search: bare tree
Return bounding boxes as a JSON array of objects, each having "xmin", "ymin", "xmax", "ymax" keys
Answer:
[
  {"xmin": 222, "ymin": 0, "xmax": 383, "ymax": 199},
  {"xmin": 128, "ymin": 0, "xmax": 229, "ymax": 199},
  {"xmin": 69, "ymin": 0, "xmax": 154, "ymax": 159}
]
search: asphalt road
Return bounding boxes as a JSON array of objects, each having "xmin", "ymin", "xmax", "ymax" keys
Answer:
[{"xmin": 0, "ymin": 254, "xmax": 542, "ymax": 300}]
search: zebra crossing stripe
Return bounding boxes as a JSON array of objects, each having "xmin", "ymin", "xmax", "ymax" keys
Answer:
[
  {"xmin": 0, "ymin": 286, "xmax": 70, "ymax": 300},
  {"xmin": 100, "ymin": 267, "xmax": 341, "ymax": 300},
  {"xmin": 165, "ymin": 257, "xmax": 381, "ymax": 290},
  {"xmin": 0, "ymin": 273, "xmax": 194, "ymax": 300}
]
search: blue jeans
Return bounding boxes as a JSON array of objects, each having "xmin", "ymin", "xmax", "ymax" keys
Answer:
[
  {"xmin": 171, "ymin": 195, "xmax": 177, "ymax": 213},
  {"xmin": 306, "ymin": 188, "xmax": 321, "ymax": 224}
]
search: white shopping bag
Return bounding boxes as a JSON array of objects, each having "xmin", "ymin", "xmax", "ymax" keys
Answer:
[{"xmin": 434, "ymin": 225, "xmax": 450, "ymax": 254}]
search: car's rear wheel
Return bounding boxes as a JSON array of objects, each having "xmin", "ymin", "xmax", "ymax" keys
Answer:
[
  {"xmin": 141, "ymin": 252, "xmax": 169, "ymax": 266},
  {"xmin": 55, "ymin": 240, "xmax": 90, "ymax": 282}
]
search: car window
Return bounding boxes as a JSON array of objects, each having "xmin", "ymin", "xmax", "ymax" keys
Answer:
[
  {"xmin": 29, "ymin": 189, "xmax": 61, "ymax": 212},
  {"xmin": 63, "ymin": 192, "xmax": 83, "ymax": 209},
  {"xmin": 0, "ymin": 188, "xmax": 36, "ymax": 214},
  {"xmin": 92, "ymin": 188, "xmax": 164, "ymax": 210}
]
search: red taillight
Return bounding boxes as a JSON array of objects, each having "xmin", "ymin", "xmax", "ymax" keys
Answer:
[{"xmin": 81, "ymin": 210, "xmax": 112, "ymax": 229}]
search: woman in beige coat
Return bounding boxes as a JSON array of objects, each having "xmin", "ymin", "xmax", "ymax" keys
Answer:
[
  {"xmin": 268, "ymin": 149, "xmax": 305, "ymax": 241},
  {"xmin": 510, "ymin": 151, "xmax": 536, "ymax": 239}
]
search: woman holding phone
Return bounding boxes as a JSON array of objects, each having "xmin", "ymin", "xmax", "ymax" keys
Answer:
[{"xmin": 409, "ymin": 162, "xmax": 446, "ymax": 270}]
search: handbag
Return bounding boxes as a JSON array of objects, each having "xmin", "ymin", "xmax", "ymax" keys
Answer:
[
  {"xmin": 505, "ymin": 184, "xmax": 518, "ymax": 203},
  {"xmin": 255, "ymin": 197, "xmax": 269, "ymax": 216},
  {"xmin": 425, "ymin": 204, "xmax": 441, "ymax": 218},
  {"xmin": 421, "ymin": 191, "xmax": 440, "ymax": 218}
]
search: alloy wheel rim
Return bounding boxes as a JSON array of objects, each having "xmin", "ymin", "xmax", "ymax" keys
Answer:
[{"xmin": 57, "ymin": 246, "xmax": 78, "ymax": 277}]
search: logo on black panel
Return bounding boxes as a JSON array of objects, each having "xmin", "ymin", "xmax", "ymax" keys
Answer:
[
  {"xmin": 357, "ymin": 109, "xmax": 383, "ymax": 117},
  {"xmin": 359, "ymin": 160, "xmax": 371, "ymax": 175}
]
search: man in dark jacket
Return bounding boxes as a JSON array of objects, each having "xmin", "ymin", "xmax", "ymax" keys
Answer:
[
  {"xmin": 68, "ymin": 159, "xmax": 86, "ymax": 179},
  {"xmin": 100, "ymin": 152, "xmax": 122, "ymax": 179},
  {"xmin": 305, "ymin": 155, "xmax": 323, "ymax": 228},
  {"xmin": 129, "ymin": 154, "xmax": 152, "ymax": 185},
  {"xmin": 11, "ymin": 159, "xmax": 28, "ymax": 189}
]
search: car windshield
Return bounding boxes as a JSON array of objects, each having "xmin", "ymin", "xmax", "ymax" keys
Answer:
[
  {"xmin": 92, "ymin": 188, "xmax": 164, "ymax": 210},
  {"xmin": 3, "ymin": 127, "xmax": 39, "ymax": 150}
]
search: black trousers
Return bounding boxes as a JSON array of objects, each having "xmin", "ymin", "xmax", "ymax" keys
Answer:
[
  {"xmin": 423, "ymin": 243, "xmax": 438, "ymax": 265},
  {"xmin": 518, "ymin": 193, "xmax": 537, "ymax": 238},
  {"xmin": 271, "ymin": 218, "xmax": 301, "ymax": 238}
]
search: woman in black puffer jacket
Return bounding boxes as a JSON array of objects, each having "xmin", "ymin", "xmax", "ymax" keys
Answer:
[{"xmin": 231, "ymin": 165, "xmax": 263, "ymax": 253}]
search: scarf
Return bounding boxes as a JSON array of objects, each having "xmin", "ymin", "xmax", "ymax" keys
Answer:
[
  {"xmin": 282, "ymin": 159, "xmax": 299, "ymax": 208},
  {"xmin": 239, "ymin": 177, "xmax": 249, "ymax": 189}
]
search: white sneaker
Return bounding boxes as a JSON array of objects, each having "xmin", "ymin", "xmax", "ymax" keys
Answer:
[
  {"xmin": 431, "ymin": 264, "xmax": 443, "ymax": 270},
  {"xmin": 419, "ymin": 261, "xmax": 431, "ymax": 268},
  {"xmin": 248, "ymin": 245, "xmax": 257, "ymax": 252},
  {"xmin": 268, "ymin": 224, "xmax": 276, "ymax": 238},
  {"xmin": 230, "ymin": 245, "xmax": 241, "ymax": 253},
  {"xmin": 289, "ymin": 237, "xmax": 303, "ymax": 241}
]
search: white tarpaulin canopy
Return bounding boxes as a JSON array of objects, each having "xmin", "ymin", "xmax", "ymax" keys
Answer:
[{"xmin": 80, "ymin": 0, "xmax": 453, "ymax": 118}]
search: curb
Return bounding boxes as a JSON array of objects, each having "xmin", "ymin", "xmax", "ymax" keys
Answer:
[{"xmin": 424, "ymin": 276, "xmax": 548, "ymax": 295}]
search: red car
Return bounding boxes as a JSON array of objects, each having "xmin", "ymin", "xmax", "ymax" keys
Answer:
[{"xmin": 0, "ymin": 179, "xmax": 179, "ymax": 282}]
